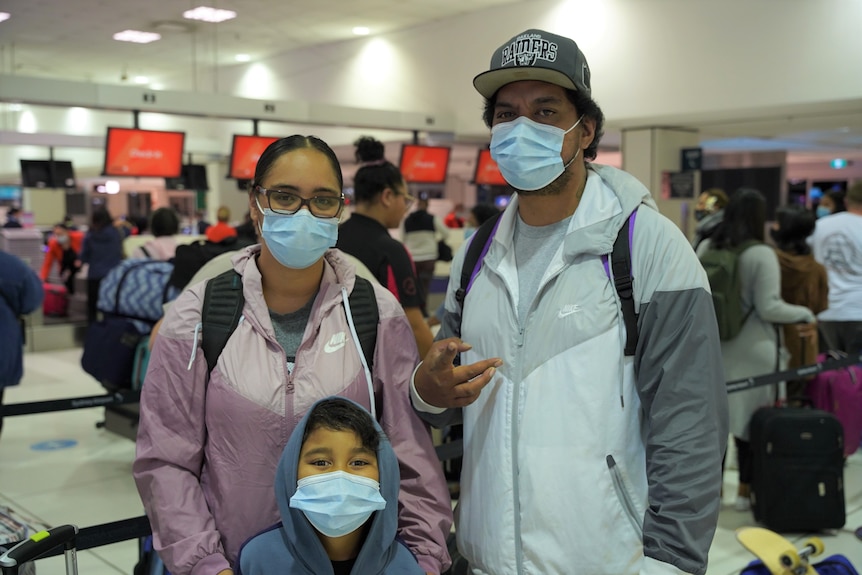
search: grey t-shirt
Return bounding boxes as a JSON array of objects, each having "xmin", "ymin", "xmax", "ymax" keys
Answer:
[
  {"xmin": 269, "ymin": 293, "xmax": 317, "ymax": 374},
  {"xmin": 514, "ymin": 214, "xmax": 572, "ymax": 326}
]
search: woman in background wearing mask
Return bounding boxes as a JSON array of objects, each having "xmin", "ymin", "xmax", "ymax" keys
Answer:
[
  {"xmin": 816, "ymin": 189, "xmax": 846, "ymax": 218},
  {"xmin": 39, "ymin": 223, "xmax": 84, "ymax": 295},
  {"xmin": 134, "ymin": 135, "xmax": 453, "ymax": 575}
]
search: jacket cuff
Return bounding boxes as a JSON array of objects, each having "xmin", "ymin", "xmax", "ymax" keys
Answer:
[
  {"xmin": 415, "ymin": 553, "xmax": 443, "ymax": 574},
  {"xmin": 189, "ymin": 553, "xmax": 231, "ymax": 575},
  {"xmin": 409, "ymin": 362, "xmax": 446, "ymax": 415}
]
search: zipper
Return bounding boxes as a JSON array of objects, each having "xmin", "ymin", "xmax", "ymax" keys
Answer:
[{"xmin": 606, "ymin": 455, "xmax": 644, "ymax": 539}]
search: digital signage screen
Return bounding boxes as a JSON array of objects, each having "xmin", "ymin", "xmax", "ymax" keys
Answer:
[
  {"xmin": 398, "ymin": 145, "xmax": 451, "ymax": 184},
  {"xmin": 103, "ymin": 127, "xmax": 185, "ymax": 178},
  {"xmin": 473, "ymin": 149, "xmax": 507, "ymax": 186},
  {"xmin": 228, "ymin": 135, "xmax": 279, "ymax": 180}
]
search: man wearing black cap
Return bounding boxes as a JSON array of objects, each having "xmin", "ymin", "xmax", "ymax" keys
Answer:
[{"xmin": 410, "ymin": 29, "xmax": 728, "ymax": 575}]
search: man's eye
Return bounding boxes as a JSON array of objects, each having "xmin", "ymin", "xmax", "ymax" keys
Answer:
[{"xmin": 537, "ymin": 108, "xmax": 555, "ymax": 117}]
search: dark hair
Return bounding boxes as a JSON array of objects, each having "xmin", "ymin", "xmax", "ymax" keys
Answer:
[
  {"xmin": 150, "ymin": 207, "xmax": 180, "ymax": 237},
  {"xmin": 90, "ymin": 207, "xmax": 113, "ymax": 231},
  {"xmin": 471, "ymin": 203, "xmax": 501, "ymax": 226},
  {"xmin": 250, "ymin": 135, "xmax": 343, "ymax": 193},
  {"xmin": 822, "ymin": 190, "xmax": 846, "ymax": 213},
  {"xmin": 772, "ymin": 204, "xmax": 815, "ymax": 255},
  {"xmin": 353, "ymin": 136, "xmax": 404, "ymax": 204},
  {"xmin": 710, "ymin": 188, "xmax": 766, "ymax": 249},
  {"xmin": 301, "ymin": 398, "xmax": 380, "ymax": 453},
  {"xmin": 482, "ymin": 88, "xmax": 605, "ymax": 161}
]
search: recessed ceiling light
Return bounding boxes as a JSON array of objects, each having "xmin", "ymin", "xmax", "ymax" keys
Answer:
[
  {"xmin": 235, "ymin": 54, "xmax": 251, "ymax": 62},
  {"xmin": 183, "ymin": 6, "xmax": 237, "ymax": 23},
  {"xmin": 134, "ymin": 76, "xmax": 149, "ymax": 84},
  {"xmin": 113, "ymin": 30, "xmax": 161, "ymax": 44},
  {"xmin": 353, "ymin": 26, "xmax": 370, "ymax": 36},
  {"xmin": 0, "ymin": 12, "xmax": 11, "ymax": 23}
]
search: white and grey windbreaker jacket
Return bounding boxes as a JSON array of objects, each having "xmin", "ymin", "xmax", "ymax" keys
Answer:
[{"xmin": 422, "ymin": 164, "xmax": 729, "ymax": 575}]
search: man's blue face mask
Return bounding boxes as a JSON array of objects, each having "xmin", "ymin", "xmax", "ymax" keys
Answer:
[{"xmin": 489, "ymin": 116, "xmax": 582, "ymax": 191}]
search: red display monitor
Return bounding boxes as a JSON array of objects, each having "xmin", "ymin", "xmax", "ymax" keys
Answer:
[
  {"xmin": 229, "ymin": 135, "xmax": 279, "ymax": 180},
  {"xmin": 474, "ymin": 149, "xmax": 507, "ymax": 186},
  {"xmin": 398, "ymin": 145, "xmax": 451, "ymax": 184},
  {"xmin": 103, "ymin": 127, "xmax": 185, "ymax": 178}
]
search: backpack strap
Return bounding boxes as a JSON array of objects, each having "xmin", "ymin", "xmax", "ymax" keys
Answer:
[
  {"xmin": 347, "ymin": 276, "xmax": 379, "ymax": 373},
  {"xmin": 602, "ymin": 210, "xmax": 639, "ymax": 356},
  {"xmin": 454, "ymin": 212, "xmax": 504, "ymax": 323},
  {"xmin": 201, "ymin": 271, "xmax": 379, "ymax": 376},
  {"xmin": 202, "ymin": 270, "xmax": 245, "ymax": 374}
]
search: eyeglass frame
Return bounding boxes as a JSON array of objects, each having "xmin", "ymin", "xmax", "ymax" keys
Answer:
[
  {"xmin": 392, "ymin": 187, "xmax": 415, "ymax": 209},
  {"xmin": 254, "ymin": 185, "xmax": 346, "ymax": 218}
]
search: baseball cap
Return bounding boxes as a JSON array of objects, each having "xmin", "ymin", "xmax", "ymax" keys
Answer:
[{"xmin": 473, "ymin": 29, "xmax": 591, "ymax": 99}]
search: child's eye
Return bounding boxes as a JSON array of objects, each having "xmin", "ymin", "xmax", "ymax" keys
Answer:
[
  {"xmin": 310, "ymin": 459, "xmax": 330, "ymax": 467},
  {"xmin": 350, "ymin": 459, "xmax": 370, "ymax": 468}
]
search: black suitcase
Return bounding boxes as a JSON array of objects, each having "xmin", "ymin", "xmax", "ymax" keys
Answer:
[{"xmin": 750, "ymin": 406, "xmax": 845, "ymax": 532}]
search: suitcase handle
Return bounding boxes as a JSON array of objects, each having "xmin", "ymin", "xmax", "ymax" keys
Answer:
[{"xmin": 0, "ymin": 524, "xmax": 78, "ymax": 574}]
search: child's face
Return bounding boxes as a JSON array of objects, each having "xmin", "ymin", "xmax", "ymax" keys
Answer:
[{"xmin": 297, "ymin": 427, "xmax": 379, "ymax": 483}]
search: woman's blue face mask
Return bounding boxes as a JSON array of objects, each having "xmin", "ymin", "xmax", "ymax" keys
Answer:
[{"xmin": 256, "ymin": 197, "xmax": 339, "ymax": 269}]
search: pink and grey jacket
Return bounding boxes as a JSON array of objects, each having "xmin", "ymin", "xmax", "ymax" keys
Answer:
[{"xmin": 133, "ymin": 246, "xmax": 452, "ymax": 575}]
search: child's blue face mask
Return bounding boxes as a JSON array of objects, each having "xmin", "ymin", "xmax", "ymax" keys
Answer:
[{"xmin": 289, "ymin": 470, "xmax": 386, "ymax": 537}]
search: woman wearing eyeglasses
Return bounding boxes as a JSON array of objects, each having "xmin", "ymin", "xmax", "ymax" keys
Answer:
[
  {"xmin": 133, "ymin": 135, "xmax": 453, "ymax": 575},
  {"xmin": 336, "ymin": 136, "xmax": 435, "ymax": 357}
]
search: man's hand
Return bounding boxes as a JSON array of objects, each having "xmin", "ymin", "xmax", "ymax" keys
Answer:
[{"xmin": 415, "ymin": 338, "xmax": 502, "ymax": 409}]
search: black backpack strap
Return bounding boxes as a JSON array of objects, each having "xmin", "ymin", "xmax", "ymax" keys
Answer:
[
  {"xmin": 202, "ymin": 270, "xmax": 245, "ymax": 374},
  {"xmin": 611, "ymin": 212, "xmax": 638, "ymax": 356},
  {"xmin": 455, "ymin": 211, "xmax": 504, "ymax": 313},
  {"xmin": 347, "ymin": 276, "xmax": 379, "ymax": 373}
]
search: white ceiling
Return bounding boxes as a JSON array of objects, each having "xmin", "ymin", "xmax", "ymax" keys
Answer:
[{"xmin": 1, "ymin": 0, "xmax": 861, "ymax": 169}]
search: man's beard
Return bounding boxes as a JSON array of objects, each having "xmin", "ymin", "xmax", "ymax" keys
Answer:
[{"xmin": 514, "ymin": 165, "xmax": 572, "ymax": 198}]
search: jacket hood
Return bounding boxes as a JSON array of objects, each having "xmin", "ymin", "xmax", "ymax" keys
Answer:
[
  {"xmin": 506, "ymin": 163, "xmax": 656, "ymax": 257},
  {"xmin": 274, "ymin": 397, "xmax": 401, "ymax": 574}
]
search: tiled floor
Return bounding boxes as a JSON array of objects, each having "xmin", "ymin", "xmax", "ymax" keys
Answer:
[{"xmin": 1, "ymin": 347, "xmax": 860, "ymax": 574}]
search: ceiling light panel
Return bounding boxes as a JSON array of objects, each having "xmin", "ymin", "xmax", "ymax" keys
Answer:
[
  {"xmin": 113, "ymin": 30, "xmax": 161, "ymax": 44},
  {"xmin": 0, "ymin": 12, "xmax": 10, "ymax": 23},
  {"xmin": 183, "ymin": 6, "xmax": 237, "ymax": 23}
]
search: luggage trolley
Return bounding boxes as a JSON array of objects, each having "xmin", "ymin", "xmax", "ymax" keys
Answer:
[{"xmin": 0, "ymin": 525, "xmax": 78, "ymax": 575}]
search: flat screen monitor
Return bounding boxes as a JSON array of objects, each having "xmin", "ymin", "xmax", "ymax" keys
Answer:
[
  {"xmin": 182, "ymin": 164, "xmax": 209, "ymax": 191},
  {"xmin": 20, "ymin": 160, "xmax": 52, "ymax": 187},
  {"xmin": 398, "ymin": 144, "xmax": 451, "ymax": 184},
  {"xmin": 229, "ymin": 135, "xmax": 279, "ymax": 180},
  {"xmin": 103, "ymin": 127, "xmax": 186, "ymax": 178},
  {"xmin": 51, "ymin": 160, "xmax": 76, "ymax": 188},
  {"xmin": 474, "ymin": 149, "xmax": 507, "ymax": 186}
]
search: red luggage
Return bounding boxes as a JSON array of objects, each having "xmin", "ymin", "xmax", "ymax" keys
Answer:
[
  {"xmin": 42, "ymin": 283, "xmax": 69, "ymax": 317},
  {"xmin": 807, "ymin": 351, "xmax": 862, "ymax": 457}
]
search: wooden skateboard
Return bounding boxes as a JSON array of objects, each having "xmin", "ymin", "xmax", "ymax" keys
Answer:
[{"xmin": 736, "ymin": 526, "xmax": 824, "ymax": 575}]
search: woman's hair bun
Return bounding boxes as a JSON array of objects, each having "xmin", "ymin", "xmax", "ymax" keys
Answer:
[{"xmin": 354, "ymin": 136, "xmax": 385, "ymax": 164}]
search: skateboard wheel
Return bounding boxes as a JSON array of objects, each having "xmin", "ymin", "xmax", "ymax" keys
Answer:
[{"xmin": 802, "ymin": 536, "xmax": 824, "ymax": 556}]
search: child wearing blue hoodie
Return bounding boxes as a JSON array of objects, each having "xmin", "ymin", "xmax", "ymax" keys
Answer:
[{"xmin": 237, "ymin": 397, "xmax": 425, "ymax": 575}]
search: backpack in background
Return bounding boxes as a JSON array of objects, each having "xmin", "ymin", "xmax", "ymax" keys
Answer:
[
  {"xmin": 699, "ymin": 240, "xmax": 758, "ymax": 341},
  {"xmin": 168, "ymin": 236, "xmax": 255, "ymax": 291}
]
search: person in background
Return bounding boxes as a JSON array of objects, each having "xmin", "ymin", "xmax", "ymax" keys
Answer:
[
  {"xmin": 816, "ymin": 189, "xmax": 846, "ymax": 218},
  {"xmin": 196, "ymin": 210, "xmax": 211, "ymax": 235},
  {"xmin": 412, "ymin": 28, "xmax": 728, "ymax": 575},
  {"xmin": 234, "ymin": 210, "xmax": 257, "ymax": 244},
  {"xmin": 134, "ymin": 135, "xmax": 452, "ymax": 575},
  {"xmin": 699, "ymin": 188, "xmax": 816, "ymax": 512},
  {"xmin": 403, "ymin": 196, "xmax": 449, "ymax": 317},
  {"xmin": 442, "ymin": 204, "xmax": 465, "ymax": 229},
  {"xmin": 809, "ymin": 181, "xmax": 862, "ymax": 353},
  {"xmin": 206, "ymin": 206, "xmax": 238, "ymax": 243},
  {"xmin": 3, "ymin": 207, "xmax": 23, "ymax": 229},
  {"xmin": 692, "ymin": 187, "xmax": 728, "ymax": 250},
  {"xmin": 129, "ymin": 207, "xmax": 181, "ymax": 261},
  {"xmin": 79, "ymin": 207, "xmax": 123, "ymax": 323},
  {"xmin": 0, "ymin": 249, "xmax": 43, "ymax": 438},
  {"xmin": 336, "ymin": 136, "xmax": 435, "ymax": 358},
  {"xmin": 40, "ymin": 223, "xmax": 84, "ymax": 295},
  {"xmin": 771, "ymin": 204, "xmax": 829, "ymax": 398},
  {"xmin": 237, "ymin": 397, "xmax": 425, "ymax": 575}
]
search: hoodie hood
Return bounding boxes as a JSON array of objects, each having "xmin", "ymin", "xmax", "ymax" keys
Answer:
[{"xmin": 238, "ymin": 397, "xmax": 408, "ymax": 575}]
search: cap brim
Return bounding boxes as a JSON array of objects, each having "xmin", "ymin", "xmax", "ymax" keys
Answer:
[{"xmin": 473, "ymin": 67, "xmax": 578, "ymax": 99}]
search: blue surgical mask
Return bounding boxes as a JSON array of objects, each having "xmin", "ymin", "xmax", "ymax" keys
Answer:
[
  {"xmin": 490, "ymin": 116, "xmax": 582, "ymax": 191},
  {"xmin": 816, "ymin": 206, "xmax": 832, "ymax": 219},
  {"xmin": 289, "ymin": 471, "xmax": 387, "ymax": 538},
  {"xmin": 256, "ymin": 200, "xmax": 338, "ymax": 269}
]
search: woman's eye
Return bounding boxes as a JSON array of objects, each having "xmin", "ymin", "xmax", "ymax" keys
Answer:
[
  {"xmin": 314, "ymin": 197, "xmax": 336, "ymax": 208},
  {"xmin": 273, "ymin": 192, "xmax": 298, "ymax": 204}
]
